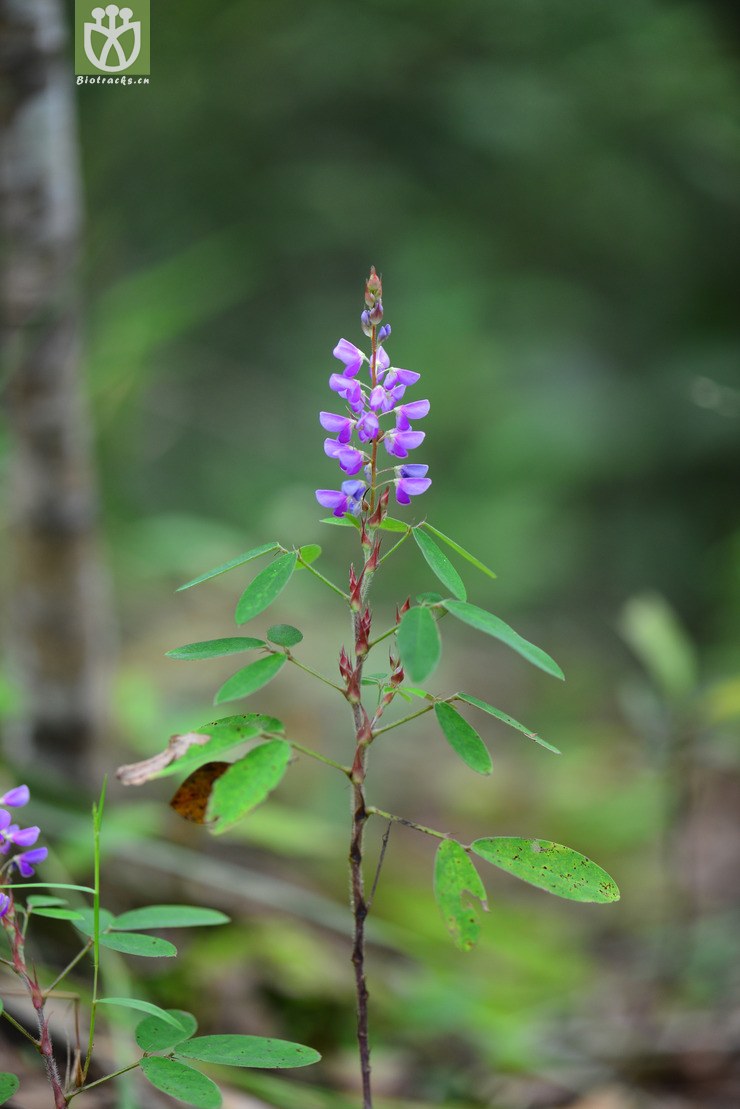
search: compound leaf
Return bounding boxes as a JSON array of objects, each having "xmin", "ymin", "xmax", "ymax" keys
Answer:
[{"xmin": 136, "ymin": 1009, "xmax": 198, "ymax": 1052}]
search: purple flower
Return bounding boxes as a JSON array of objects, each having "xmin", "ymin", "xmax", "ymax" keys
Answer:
[
  {"xmin": 375, "ymin": 347, "xmax": 390, "ymax": 377},
  {"xmin": 0, "ymin": 786, "xmax": 29, "ymax": 808},
  {"xmin": 0, "ymin": 811, "xmax": 11, "ymax": 833},
  {"xmin": 384, "ymin": 366, "xmax": 420, "ymax": 390},
  {"xmin": 395, "ymin": 399, "xmax": 430, "ymax": 430},
  {"xmin": 3, "ymin": 825, "xmax": 40, "ymax": 848},
  {"xmin": 320, "ymin": 412, "xmax": 353, "ymax": 443},
  {"xmin": 324, "ymin": 439, "xmax": 365, "ymax": 476},
  {"xmin": 329, "ymin": 373, "xmax": 364, "ymax": 412},
  {"xmin": 333, "ymin": 339, "xmax": 365, "ymax": 377},
  {"xmin": 355, "ymin": 411, "xmax": 379, "ymax": 442},
  {"xmin": 316, "ymin": 480, "xmax": 367, "ymax": 517},
  {"xmin": 395, "ymin": 464, "xmax": 432, "ymax": 505},
  {"xmin": 13, "ymin": 848, "xmax": 47, "ymax": 879},
  {"xmin": 383, "ymin": 427, "xmax": 425, "ymax": 459},
  {"xmin": 0, "ymin": 893, "xmax": 10, "ymax": 918}
]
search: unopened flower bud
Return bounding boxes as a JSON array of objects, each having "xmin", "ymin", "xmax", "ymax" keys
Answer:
[
  {"xmin": 364, "ymin": 266, "xmax": 382, "ymax": 307},
  {"xmin": 368, "ymin": 299, "xmax": 383, "ymax": 325},
  {"xmin": 378, "ymin": 324, "xmax": 391, "ymax": 343},
  {"xmin": 360, "ymin": 310, "xmax": 372, "ymax": 337}
]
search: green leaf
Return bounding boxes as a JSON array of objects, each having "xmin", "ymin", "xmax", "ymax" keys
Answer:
[
  {"xmin": 147, "ymin": 714, "xmax": 280, "ymax": 781},
  {"xmin": 166, "ymin": 638, "xmax": 266, "ymax": 661},
  {"xmin": 444, "ymin": 601, "xmax": 564, "ymax": 680},
  {"xmin": 112, "ymin": 905, "xmax": 230, "ymax": 930},
  {"xmin": 422, "ymin": 523, "xmax": 497, "ymax": 579},
  {"xmin": 73, "ymin": 907, "xmax": 114, "ymax": 936},
  {"xmin": 98, "ymin": 998, "xmax": 187, "ymax": 1029},
  {"xmin": 319, "ymin": 514, "xmax": 359, "ymax": 528},
  {"xmin": 177, "ymin": 542, "xmax": 280, "ymax": 592},
  {"xmin": 136, "ymin": 1009, "xmax": 198, "ymax": 1052},
  {"xmin": 379, "ymin": 517, "xmax": 409, "ymax": 533},
  {"xmin": 434, "ymin": 703, "xmax": 492, "ymax": 775},
  {"xmin": 457, "ymin": 693, "xmax": 561, "ymax": 754},
  {"xmin": 98, "ymin": 932, "xmax": 177, "ymax": 957},
  {"xmin": 267, "ymin": 624, "xmax": 303, "ymax": 647},
  {"xmin": 416, "ymin": 591, "xmax": 444, "ymax": 605},
  {"xmin": 433, "ymin": 840, "xmax": 488, "ymax": 952},
  {"xmin": 26, "ymin": 895, "xmax": 68, "ymax": 908},
  {"xmin": 413, "ymin": 529, "xmax": 467, "ymax": 601},
  {"xmin": 471, "ymin": 838, "xmax": 620, "ymax": 903},
  {"xmin": 3, "ymin": 882, "xmax": 95, "ymax": 894},
  {"xmin": 402, "ymin": 686, "xmax": 434, "ymax": 699},
  {"xmin": 235, "ymin": 552, "xmax": 297, "ymax": 625},
  {"xmin": 140, "ymin": 1056, "xmax": 222, "ymax": 1108},
  {"xmin": 178, "ymin": 1034, "xmax": 321, "ymax": 1069},
  {"xmin": 207, "ymin": 740, "xmax": 292, "ymax": 834},
  {"xmin": 397, "ymin": 606, "xmax": 441, "ymax": 684},
  {"xmin": 0, "ymin": 1074, "xmax": 19, "ymax": 1104},
  {"xmin": 214, "ymin": 654, "xmax": 286, "ymax": 706},
  {"xmin": 295, "ymin": 543, "xmax": 321, "ymax": 567},
  {"xmin": 31, "ymin": 907, "xmax": 84, "ymax": 921}
]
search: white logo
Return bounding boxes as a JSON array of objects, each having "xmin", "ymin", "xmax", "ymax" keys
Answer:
[{"xmin": 84, "ymin": 5, "xmax": 141, "ymax": 73}]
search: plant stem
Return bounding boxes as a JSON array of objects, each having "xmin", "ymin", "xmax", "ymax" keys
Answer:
[
  {"xmin": 288, "ymin": 740, "xmax": 351, "ymax": 776},
  {"xmin": 286, "ymin": 653, "xmax": 346, "ymax": 694},
  {"xmin": 378, "ymin": 531, "xmax": 410, "ymax": 565},
  {"xmin": 297, "ymin": 556, "xmax": 350, "ymax": 600},
  {"xmin": 367, "ymin": 806, "xmax": 449, "ymax": 842},
  {"xmin": 67, "ymin": 1060, "xmax": 141, "ymax": 1098},
  {"xmin": 44, "ymin": 941, "xmax": 93, "ymax": 996},
  {"xmin": 83, "ymin": 780, "xmax": 106, "ymax": 1083}
]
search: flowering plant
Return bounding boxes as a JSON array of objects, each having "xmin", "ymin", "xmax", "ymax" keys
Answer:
[
  {"xmin": 122, "ymin": 268, "xmax": 620, "ymax": 1108},
  {"xmin": 0, "ymin": 783, "xmax": 318, "ymax": 1106}
]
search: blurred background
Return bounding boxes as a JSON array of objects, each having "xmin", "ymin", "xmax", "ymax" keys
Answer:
[{"xmin": 1, "ymin": 0, "xmax": 740, "ymax": 1105}]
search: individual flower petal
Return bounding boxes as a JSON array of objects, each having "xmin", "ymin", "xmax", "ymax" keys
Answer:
[
  {"xmin": 0, "ymin": 786, "xmax": 29, "ymax": 808},
  {"xmin": 375, "ymin": 347, "xmax": 390, "ymax": 377},
  {"xmin": 324, "ymin": 439, "xmax": 365, "ymax": 475},
  {"xmin": 369, "ymin": 385, "xmax": 390, "ymax": 412},
  {"xmin": 316, "ymin": 489, "xmax": 347, "ymax": 512},
  {"xmin": 319, "ymin": 412, "xmax": 353, "ymax": 442},
  {"xmin": 383, "ymin": 429, "xmax": 425, "ymax": 459},
  {"xmin": 14, "ymin": 847, "xmax": 47, "ymax": 878},
  {"xmin": 329, "ymin": 373, "xmax": 364, "ymax": 410},
  {"xmin": 396, "ymin": 476, "xmax": 432, "ymax": 504},
  {"xmin": 0, "ymin": 810, "xmax": 11, "ymax": 832},
  {"xmin": 396, "ymin": 399, "xmax": 430, "ymax": 426},
  {"xmin": 385, "ymin": 367, "xmax": 420, "ymax": 389},
  {"xmin": 397, "ymin": 463, "xmax": 429, "ymax": 479},
  {"xmin": 5, "ymin": 825, "xmax": 40, "ymax": 848},
  {"xmin": 0, "ymin": 893, "xmax": 10, "ymax": 918},
  {"xmin": 333, "ymin": 339, "xmax": 365, "ymax": 377}
]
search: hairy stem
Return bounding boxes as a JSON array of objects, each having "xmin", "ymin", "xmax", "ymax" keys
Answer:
[{"xmin": 367, "ymin": 805, "xmax": 450, "ymax": 842}]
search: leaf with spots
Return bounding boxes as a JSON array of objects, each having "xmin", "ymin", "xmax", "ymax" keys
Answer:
[
  {"xmin": 471, "ymin": 837, "xmax": 620, "ymax": 903},
  {"xmin": 433, "ymin": 840, "xmax": 488, "ymax": 951}
]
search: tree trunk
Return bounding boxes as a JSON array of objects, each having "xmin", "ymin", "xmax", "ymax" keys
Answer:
[{"xmin": 0, "ymin": 0, "xmax": 113, "ymax": 788}]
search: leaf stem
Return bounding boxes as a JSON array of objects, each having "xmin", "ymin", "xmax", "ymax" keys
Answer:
[
  {"xmin": 0, "ymin": 1006, "xmax": 39, "ymax": 1046},
  {"xmin": 367, "ymin": 806, "xmax": 450, "ymax": 842},
  {"xmin": 372, "ymin": 701, "xmax": 437, "ymax": 736},
  {"xmin": 288, "ymin": 740, "xmax": 351, "ymax": 776},
  {"xmin": 366, "ymin": 625, "xmax": 397, "ymax": 651},
  {"xmin": 378, "ymin": 531, "xmax": 410, "ymax": 565},
  {"xmin": 68, "ymin": 1060, "xmax": 142, "ymax": 1098},
  {"xmin": 83, "ymin": 778, "xmax": 106, "ymax": 1083},
  {"xmin": 44, "ymin": 941, "xmax": 93, "ymax": 996},
  {"xmin": 297, "ymin": 556, "xmax": 350, "ymax": 600},
  {"xmin": 286, "ymin": 653, "xmax": 345, "ymax": 694}
]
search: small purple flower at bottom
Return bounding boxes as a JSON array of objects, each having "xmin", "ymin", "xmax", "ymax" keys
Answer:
[
  {"xmin": 316, "ymin": 480, "xmax": 367, "ymax": 518},
  {"xmin": 0, "ymin": 786, "xmax": 30, "ymax": 808},
  {"xmin": 0, "ymin": 892, "xmax": 10, "ymax": 918},
  {"xmin": 324, "ymin": 439, "xmax": 365, "ymax": 476},
  {"xmin": 12, "ymin": 847, "xmax": 47, "ymax": 879},
  {"xmin": 395, "ymin": 464, "xmax": 431, "ymax": 505}
]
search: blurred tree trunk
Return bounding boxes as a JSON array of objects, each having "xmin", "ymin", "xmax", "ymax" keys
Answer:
[{"xmin": 0, "ymin": 0, "xmax": 113, "ymax": 789}]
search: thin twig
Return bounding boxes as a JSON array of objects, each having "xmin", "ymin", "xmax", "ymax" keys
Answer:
[
  {"xmin": 297, "ymin": 555, "xmax": 349, "ymax": 600},
  {"xmin": 367, "ymin": 806, "xmax": 450, "ymax": 842},
  {"xmin": 367, "ymin": 821, "xmax": 392, "ymax": 911},
  {"xmin": 288, "ymin": 740, "xmax": 351, "ymax": 776},
  {"xmin": 285, "ymin": 653, "xmax": 346, "ymax": 694}
]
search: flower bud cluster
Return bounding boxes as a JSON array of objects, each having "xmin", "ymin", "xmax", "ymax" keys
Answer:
[{"xmin": 315, "ymin": 269, "xmax": 432, "ymax": 517}]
